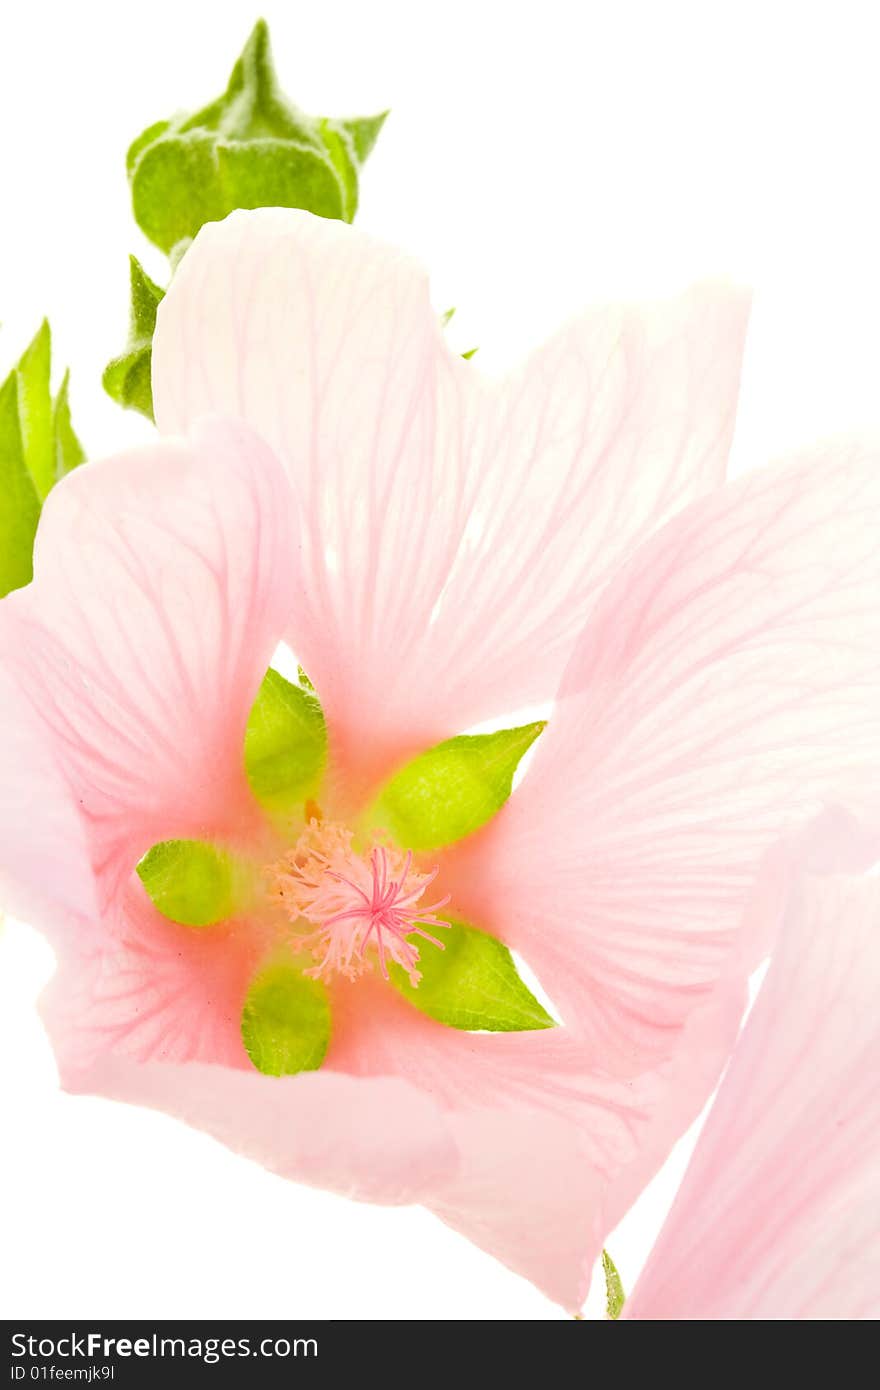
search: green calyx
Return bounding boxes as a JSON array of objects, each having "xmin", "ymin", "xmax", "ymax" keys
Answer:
[
  {"xmin": 137, "ymin": 672, "xmax": 555, "ymax": 1082},
  {"xmin": 106, "ymin": 21, "xmax": 386, "ymax": 419},
  {"xmin": 127, "ymin": 20, "xmax": 387, "ymax": 257},
  {"xmin": 370, "ymin": 722, "xmax": 546, "ymax": 851},
  {"xmin": 136, "ymin": 838, "xmax": 254, "ymax": 928},
  {"xmin": 602, "ymin": 1250, "xmax": 626, "ymax": 1319},
  {"xmin": 241, "ymin": 956, "xmax": 331, "ymax": 1076},
  {"xmin": 390, "ymin": 919, "xmax": 555, "ymax": 1032},
  {"xmin": 0, "ymin": 321, "xmax": 85, "ymax": 597},
  {"xmin": 244, "ymin": 667, "xmax": 327, "ymax": 817},
  {"xmin": 102, "ymin": 257, "xmax": 165, "ymax": 421}
]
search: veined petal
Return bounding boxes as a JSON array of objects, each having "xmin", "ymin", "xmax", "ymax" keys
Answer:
[
  {"xmin": 445, "ymin": 441, "xmax": 880, "ymax": 1070},
  {"xmin": 0, "ymin": 418, "xmax": 293, "ymax": 914},
  {"xmin": 625, "ymin": 821, "xmax": 880, "ymax": 1320},
  {"xmin": 427, "ymin": 280, "xmax": 751, "ymax": 733},
  {"xmin": 43, "ymin": 904, "xmax": 740, "ymax": 1309},
  {"xmin": 432, "ymin": 1107, "xmax": 603, "ymax": 1314},
  {"xmin": 40, "ymin": 893, "xmax": 455, "ymax": 1206},
  {"xmin": 0, "ymin": 648, "xmax": 95, "ymax": 929},
  {"xmin": 325, "ymin": 975, "xmax": 742, "ymax": 1307},
  {"xmin": 41, "ymin": 888, "xmax": 268, "ymax": 1070},
  {"xmin": 49, "ymin": 1052, "xmax": 456, "ymax": 1207},
  {"xmin": 153, "ymin": 209, "xmax": 469, "ymax": 790},
  {"xmin": 153, "ymin": 210, "xmax": 749, "ymax": 793}
]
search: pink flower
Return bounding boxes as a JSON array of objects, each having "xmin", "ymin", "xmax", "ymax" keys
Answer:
[
  {"xmin": 624, "ymin": 810, "xmax": 880, "ymax": 1320},
  {"xmin": 3, "ymin": 209, "xmax": 880, "ymax": 1311}
]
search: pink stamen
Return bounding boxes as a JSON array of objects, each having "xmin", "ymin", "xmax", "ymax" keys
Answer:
[{"xmin": 271, "ymin": 822, "xmax": 450, "ymax": 985}]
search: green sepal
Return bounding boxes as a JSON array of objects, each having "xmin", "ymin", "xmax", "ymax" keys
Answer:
[
  {"xmin": 0, "ymin": 322, "xmax": 84, "ymax": 597},
  {"xmin": 15, "ymin": 320, "xmax": 53, "ymax": 500},
  {"xmin": 602, "ymin": 1250, "xmax": 626, "ymax": 1319},
  {"xmin": 390, "ymin": 919, "xmax": 555, "ymax": 1032},
  {"xmin": 371, "ymin": 722, "xmax": 546, "ymax": 851},
  {"xmin": 127, "ymin": 21, "xmax": 387, "ymax": 254},
  {"xmin": 102, "ymin": 257, "xmax": 165, "ymax": 421},
  {"xmin": 0, "ymin": 369, "xmax": 41, "ymax": 597},
  {"xmin": 337, "ymin": 112, "xmax": 388, "ymax": 164},
  {"xmin": 53, "ymin": 372, "xmax": 86, "ymax": 476},
  {"xmin": 244, "ymin": 668, "xmax": 327, "ymax": 815},
  {"xmin": 318, "ymin": 111, "xmax": 388, "ymax": 220},
  {"xmin": 136, "ymin": 839, "xmax": 252, "ymax": 927},
  {"xmin": 241, "ymin": 955, "xmax": 331, "ymax": 1076}
]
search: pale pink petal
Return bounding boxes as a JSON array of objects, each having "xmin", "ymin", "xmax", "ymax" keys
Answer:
[
  {"xmin": 39, "ymin": 907, "xmax": 456, "ymax": 1205},
  {"xmin": 0, "ymin": 646, "xmax": 96, "ymax": 929},
  {"xmin": 446, "ymin": 441, "xmax": 880, "ymax": 1071},
  {"xmin": 625, "ymin": 829, "xmax": 880, "ymax": 1319},
  {"xmin": 432, "ymin": 1107, "xmax": 603, "ymax": 1313},
  {"xmin": 425, "ymin": 280, "xmax": 751, "ymax": 736},
  {"xmin": 0, "ymin": 418, "xmax": 292, "ymax": 915},
  {"xmin": 40, "ymin": 889, "xmax": 272, "ymax": 1069},
  {"xmin": 54, "ymin": 1023, "xmax": 599, "ymax": 1302},
  {"xmin": 598, "ymin": 973, "xmax": 748, "ymax": 1233},
  {"xmin": 329, "ymin": 982, "xmax": 612, "ymax": 1307},
  {"xmin": 50, "ymin": 1051, "xmax": 456, "ymax": 1207},
  {"xmin": 153, "ymin": 210, "xmax": 749, "ymax": 793},
  {"xmin": 153, "ymin": 209, "xmax": 468, "ymax": 791},
  {"xmin": 325, "ymin": 975, "xmax": 742, "ymax": 1307},
  {"xmin": 329, "ymin": 975, "xmax": 743, "ymax": 1184},
  {"xmin": 42, "ymin": 921, "xmax": 738, "ymax": 1307}
]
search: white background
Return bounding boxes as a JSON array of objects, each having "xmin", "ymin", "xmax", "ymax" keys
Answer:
[{"xmin": 2, "ymin": 0, "xmax": 879, "ymax": 1320}]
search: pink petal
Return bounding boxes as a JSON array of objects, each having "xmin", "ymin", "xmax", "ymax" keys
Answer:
[
  {"xmin": 425, "ymin": 279, "xmax": 751, "ymax": 742},
  {"xmin": 0, "ymin": 418, "xmax": 292, "ymax": 916},
  {"xmin": 41, "ymin": 888, "xmax": 271, "ymax": 1069},
  {"xmin": 325, "ymin": 976, "xmax": 742, "ymax": 1307},
  {"xmin": 153, "ymin": 210, "xmax": 749, "ymax": 794},
  {"xmin": 40, "ymin": 904, "xmax": 456, "ymax": 1207},
  {"xmin": 446, "ymin": 440, "xmax": 880, "ymax": 1071},
  {"xmin": 41, "ymin": 920, "xmax": 739, "ymax": 1309},
  {"xmin": 0, "ymin": 649, "xmax": 96, "ymax": 929},
  {"xmin": 625, "ymin": 816, "xmax": 880, "ymax": 1320},
  {"xmin": 49, "ymin": 1052, "xmax": 456, "ymax": 1207},
  {"xmin": 45, "ymin": 941, "xmax": 602, "ymax": 1296},
  {"xmin": 329, "ymin": 980, "xmax": 609, "ymax": 1307},
  {"xmin": 433, "ymin": 1107, "xmax": 603, "ymax": 1313}
]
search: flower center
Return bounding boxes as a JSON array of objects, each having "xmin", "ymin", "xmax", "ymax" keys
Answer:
[{"xmin": 271, "ymin": 818, "xmax": 449, "ymax": 985}]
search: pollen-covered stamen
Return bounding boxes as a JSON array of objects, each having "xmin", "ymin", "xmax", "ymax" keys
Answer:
[{"xmin": 271, "ymin": 822, "xmax": 449, "ymax": 984}]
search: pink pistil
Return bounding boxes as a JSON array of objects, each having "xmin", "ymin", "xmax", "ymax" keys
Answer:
[{"xmin": 272, "ymin": 824, "xmax": 450, "ymax": 985}]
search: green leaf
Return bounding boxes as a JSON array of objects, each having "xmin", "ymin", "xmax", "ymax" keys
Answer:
[
  {"xmin": 0, "ymin": 371, "xmax": 41, "ymax": 596},
  {"xmin": 244, "ymin": 668, "xmax": 327, "ymax": 814},
  {"xmin": 15, "ymin": 320, "xmax": 53, "ymax": 500},
  {"xmin": 53, "ymin": 371, "xmax": 86, "ymax": 477},
  {"xmin": 602, "ymin": 1250, "xmax": 626, "ymax": 1319},
  {"xmin": 102, "ymin": 256, "xmax": 165, "ymax": 421},
  {"xmin": 0, "ymin": 322, "xmax": 85, "ymax": 597},
  {"xmin": 127, "ymin": 21, "xmax": 386, "ymax": 254},
  {"xmin": 136, "ymin": 839, "xmax": 248, "ymax": 927},
  {"xmin": 241, "ymin": 957, "xmax": 331, "ymax": 1076},
  {"xmin": 390, "ymin": 919, "xmax": 555, "ymax": 1032},
  {"xmin": 372, "ymin": 722, "xmax": 546, "ymax": 851}
]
